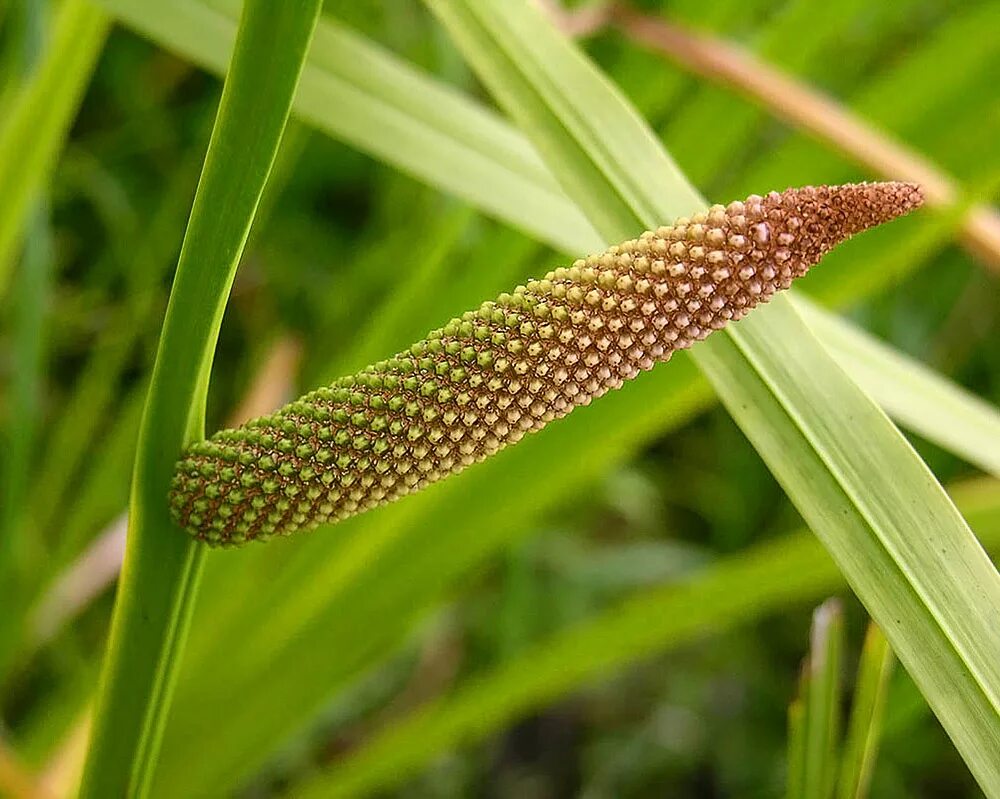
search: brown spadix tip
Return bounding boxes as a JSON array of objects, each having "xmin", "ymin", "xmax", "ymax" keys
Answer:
[{"xmin": 170, "ymin": 182, "xmax": 923, "ymax": 547}]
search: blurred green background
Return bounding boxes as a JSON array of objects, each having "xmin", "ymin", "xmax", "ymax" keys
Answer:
[{"xmin": 0, "ymin": 0, "xmax": 997, "ymax": 796}]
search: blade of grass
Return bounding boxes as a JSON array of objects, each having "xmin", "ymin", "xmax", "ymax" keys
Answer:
[
  {"xmin": 0, "ymin": 0, "xmax": 60, "ymax": 689},
  {"xmin": 793, "ymin": 296, "xmax": 1000, "ymax": 479},
  {"xmin": 77, "ymin": 3, "xmax": 322, "ymax": 796},
  {"xmin": 93, "ymin": 0, "xmax": 604, "ymax": 255},
  {"xmin": 0, "ymin": 205, "xmax": 54, "ymax": 681},
  {"xmin": 0, "ymin": 123, "xmax": 213, "ymax": 687},
  {"xmin": 800, "ymin": 600, "xmax": 844, "ymax": 799},
  {"xmin": 787, "ymin": 697, "xmax": 807, "ymax": 799},
  {"xmin": 289, "ymin": 478, "xmax": 1000, "ymax": 799},
  {"xmin": 27, "ymin": 128, "xmax": 210, "ymax": 550},
  {"xmin": 0, "ymin": 0, "xmax": 108, "ymax": 298},
  {"xmin": 420, "ymin": 2, "xmax": 1000, "ymax": 792},
  {"xmin": 698, "ymin": 295, "xmax": 1000, "ymax": 793},
  {"xmin": 837, "ymin": 624, "xmax": 894, "ymax": 799}
]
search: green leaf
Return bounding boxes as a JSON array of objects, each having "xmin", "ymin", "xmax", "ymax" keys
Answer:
[
  {"xmin": 698, "ymin": 297, "xmax": 1000, "ymax": 793},
  {"xmin": 27, "ymin": 135, "xmax": 210, "ymax": 553},
  {"xmin": 94, "ymin": 0, "xmax": 604, "ymax": 256},
  {"xmin": 420, "ymin": 1, "xmax": 1000, "ymax": 793},
  {"xmin": 77, "ymin": 3, "xmax": 322, "ymax": 796},
  {"xmin": 287, "ymin": 479, "xmax": 1000, "ymax": 799},
  {"xmin": 793, "ymin": 296, "xmax": 1000, "ymax": 479},
  {"xmin": 0, "ymin": 0, "xmax": 108, "ymax": 298},
  {"xmin": 0, "ymin": 205, "xmax": 53, "ymax": 681},
  {"xmin": 837, "ymin": 624, "xmax": 894, "ymax": 799},
  {"xmin": 788, "ymin": 697, "xmax": 807, "ymax": 799},
  {"xmin": 799, "ymin": 599, "xmax": 844, "ymax": 799}
]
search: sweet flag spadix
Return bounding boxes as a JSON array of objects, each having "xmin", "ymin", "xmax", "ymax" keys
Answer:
[{"xmin": 170, "ymin": 182, "xmax": 923, "ymax": 546}]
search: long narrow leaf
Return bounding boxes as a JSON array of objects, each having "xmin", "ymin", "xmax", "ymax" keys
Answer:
[
  {"xmin": 837, "ymin": 624, "xmax": 894, "ymax": 799},
  {"xmin": 93, "ymin": 0, "xmax": 604, "ymax": 256},
  {"xmin": 289, "ymin": 479, "xmax": 1000, "ymax": 799},
  {"xmin": 78, "ymin": 3, "xmax": 322, "ymax": 796},
  {"xmin": 800, "ymin": 600, "xmax": 844, "ymax": 799},
  {"xmin": 794, "ymin": 296, "xmax": 1000, "ymax": 478},
  {"xmin": 422, "ymin": 1, "xmax": 1000, "ymax": 792},
  {"xmin": 0, "ymin": 0, "xmax": 108, "ymax": 297},
  {"xmin": 787, "ymin": 698, "xmax": 807, "ymax": 799}
]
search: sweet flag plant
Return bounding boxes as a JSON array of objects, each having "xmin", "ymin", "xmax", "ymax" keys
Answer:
[{"xmin": 170, "ymin": 181, "xmax": 923, "ymax": 546}]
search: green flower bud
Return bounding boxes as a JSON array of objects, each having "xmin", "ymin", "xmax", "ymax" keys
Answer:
[{"xmin": 170, "ymin": 182, "xmax": 923, "ymax": 546}]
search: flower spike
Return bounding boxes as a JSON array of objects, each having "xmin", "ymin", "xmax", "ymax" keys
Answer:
[{"xmin": 170, "ymin": 182, "xmax": 923, "ymax": 546}]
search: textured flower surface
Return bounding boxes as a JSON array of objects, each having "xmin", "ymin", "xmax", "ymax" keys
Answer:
[{"xmin": 170, "ymin": 182, "xmax": 923, "ymax": 546}]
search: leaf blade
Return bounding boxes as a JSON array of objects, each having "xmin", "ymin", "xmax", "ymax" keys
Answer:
[
  {"xmin": 800, "ymin": 600, "xmax": 844, "ymax": 799},
  {"xmin": 0, "ymin": 0, "xmax": 108, "ymax": 298},
  {"xmin": 837, "ymin": 624, "xmax": 894, "ymax": 799},
  {"xmin": 289, "ymin": 480, "xmax": 1000, "ymax": 799},
  {"xmin": 422, "ymin": 1, "xmax": 1000, "ymax": 792},
  {"xmin": 77, "ymin": 2, "xmax": 322, "ymax": 796}
]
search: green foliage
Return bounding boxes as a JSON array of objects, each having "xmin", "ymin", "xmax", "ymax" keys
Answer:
[
  {"xmin": 55, "ymin": 7, "xmax": 991, "ymax": 794},
  {"xmin": 283, "ymin": 481, "xmax": 1000, "ymax": 798},
  {"xmin": 0, "ymin": 0, "xmax": 108, "ymax": 296},
  {"xmin": 0, "ymin": 1, "xmax": 997, "ymax": 797},
  {"xmin": 78, "ymin": 2, "xmax": 322, "ymax": 796},
  {"xmin": 422, "ymin": 1, "xmax": 1000, "ymax": 792},
  {"xmin": 838, "ymin": 624, "xmax": 894, "ymax": 799},
  {"xmin": 790, "ymin": 599, "xmax": 844, "ymax": 799},
  {"xmin": 787, "ymin": 607, "xmax": 895, "ymax": 799},
  {"xmin": 0, "ymin": 0, "xmax": 109, "ymax": 685}
]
